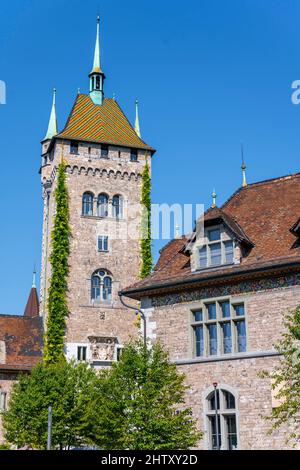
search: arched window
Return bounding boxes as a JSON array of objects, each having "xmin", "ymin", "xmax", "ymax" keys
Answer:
[
  {"xmin": 97, "ymin": 193, "xmax": 109, "ymax": 217},
  {"xmin": 82, "ymin": 192, "xmax": 94, "ymax": 216},
  {"xmin": 91, "ymin": 269, "xmax": 112, "ymax": 304},
  {"xmin": 112, "ymin": 195, "xmax": 123, "ymax": 219},
  {"xmin": 205, "ymin": 386, "xmax": 238, "ymax": 450}
]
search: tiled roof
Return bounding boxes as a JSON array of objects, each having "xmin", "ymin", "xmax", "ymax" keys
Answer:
[
  {"xmin": 186, "ymin": 206, "xmax": 254, "ymax": 248},
  {"xmin": 0, "ymin": 315, "xmax": 43, "ymax": 371},
  {"xmin": 123, "ymin": 172, "xmax": 300, "ymax": 297},
  {"xmin": 290, "ymin": 217, "xmax": 300, "ymax": 236},
  {"xmin": 56, "ymin": 94, "xmax": 154, "ymax": 151}
]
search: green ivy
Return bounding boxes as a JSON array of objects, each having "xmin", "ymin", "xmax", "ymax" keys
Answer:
[
  {"xmin": 44, "ymin": 160, "xmax": 70, "ymax": 365},
  {"xmin": 140, "ymin": 161, "xmax": 152, "ymax": 279},
  {"xmin": 264, "ymin": 304, "xmax": 300, "ymax": 444}
]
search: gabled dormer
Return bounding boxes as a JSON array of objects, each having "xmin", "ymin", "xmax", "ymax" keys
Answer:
[{"xmin": 189, "ymin": 207, "xmax": 254, "ymax": 272}]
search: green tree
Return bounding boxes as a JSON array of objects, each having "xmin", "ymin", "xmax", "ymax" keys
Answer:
[
  {"xmin": 44, "ymin": 160, "xmax": 70, "ymax": 365},
  {"xmin": 2, "ymin": 362, "xmax": 97, "ymax": 450},
  {"xmin": 83, "ymin": 340, "xmax": 202, "ymax": 449},
  {"xmin": 140, "ymin": 162, "xmax": 152, "ymax": 278},
  {"xmin": 265, "ymin": 304, "xmax": 300, "ymax": 442}
]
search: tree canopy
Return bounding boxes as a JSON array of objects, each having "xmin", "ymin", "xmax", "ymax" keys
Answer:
[
  {"xmin": 83, "ymin": 340, "xmax": 202, "ymax": 450},
  {"xmin": 3, "ymin": 361, "xmax": 97, "ymax": 450},
  {"xmin": 266, "ymin": 304, "xmax": 300, "ymax": 443}
]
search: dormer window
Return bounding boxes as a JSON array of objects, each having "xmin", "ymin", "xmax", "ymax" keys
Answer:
[{"xmin": 198, "ymin": 226, "xmax": 234, "ymax": 269}]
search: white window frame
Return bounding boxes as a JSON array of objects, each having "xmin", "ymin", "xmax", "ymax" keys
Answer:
[
  {"xmin": 203, "ymin": 384, "xmax": 240, "ymax": 450},
  {"xmin": 198, "ymin": 225, "xmax": 235, "ymax": 269},
  {"xmin": 91, "ymin": 269, "xmax": 113, "ymax": 305},
  {"xmin": 191, "ymin": 297, "xmax": 247, "ymax": 358},
  {"xmin": 98, "ymin": 235, "xmax": 109, "ymax": 252},
  {"xmin": 77, "ymin": 345, "xmax": 87, "ymax": 362}
]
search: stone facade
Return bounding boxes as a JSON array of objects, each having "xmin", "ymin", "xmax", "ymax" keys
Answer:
[
  {"xmin": 141, "ymin": 280, "xmax": 300, "ymax": 449},
  {"xmin": 0, "ymin": 372, "xmax": 17, "ymax": 443},
  {"xmin": 40, "ymin": 139, "xmax": 150, "ymax": 365}
]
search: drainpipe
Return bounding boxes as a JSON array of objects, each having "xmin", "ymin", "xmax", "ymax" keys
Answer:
[{"xmin": 118, "ymin": 292, "xmax": 146, "ymax": 347}]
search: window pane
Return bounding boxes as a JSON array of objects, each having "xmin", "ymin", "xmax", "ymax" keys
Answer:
[
  {"xmin": 225, "ymin": 415, "xmax": 238, "ymax": 450},
  {"xmin": 220, "ymin": 301, "xmax": 230, "ymax": 318},
  {"xmin": 209, "ymin": 390, "xmax": 220, "ymax": 411},
  {"xmin": 103, "ymin": 236, "xmax": 108, "ymax": 251},
  {"xmin": 208, "ymin": 228, "xmax": 220, "ymax": 241},
  {"xmin": 224, "ymin": 240, "xmax": 234, "ymax": 263},
  {"xmin": 195, "ymin": 326, "xmax": 204, "ymax": 357},
  {"xmin": 209, "ymin": 415, "xmax": 221, "ymax": 450},
  {"xmin": 236, "ymin": 320, "xmax": 246, "ymax": 352},
  {"xmin": 82, "ymin": 193, "xmax": 93, "ymax": 216},
  {"xmin": 208, "ymin": 324, "xmax": 217, "ymax": 355},
  {"xmin": 207, "ymin": 303, "xmax": 216, "ymax": 320},
  {"xmin": 70, "ymin": 141, "xmax": 78, "ymax": 154},
  {"xmin": 199, "ymin": 246, "xmax": 207, "ymax": 268},
  {"xmin": 222, "ymin": 322, "xmax": 232, "ymax": 354},
  {"xmin": 98, "ymin": 194, "xmax": 108, "ymax": 217},
  {"xmin": 234, "ymin": 304, "xmax": 245, "ymax": 317},
  {"xmin": 210, "ymin": 243, "xmax": 221, "ymax": 265},
  {"xmin": 130, "ymin": 149, "xmax": 137, "ymax": 161},
  {"xmin": 112, "ymin": 195, "xmax": 123, "ymax": 218},
  {"xmin": 77, "ymin": 346, "xmax": 87, "ymax": 361},
  {"xmin": 101, "ymin": 145, "xmax": 108, "ymax": 158},
  {"xmin": 91, "ymin": 276, "xmax": 100, "ymax": 302},
  {"xmin": 224, "ymin": 390, "xmax": 235, "ymax": 409},
  {"xmin": 193, "ymin": 310, "xmax": 203, "ymax": 322},
  {"xmin": 103, "ymin": 277, "xmax": 112, "ymax": 302},
  {"xmin": 98, "ymin": 236, "xmax": 108, "ymax": 251}
]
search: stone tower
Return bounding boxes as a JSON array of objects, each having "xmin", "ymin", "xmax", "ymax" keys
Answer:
[{"xmin": 40, "ymin": 18, "xmax": 155, "ymax": 365}]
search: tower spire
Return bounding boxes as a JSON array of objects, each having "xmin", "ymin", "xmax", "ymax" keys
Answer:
[
  {"xmin": 43, "ymin": 88, "xmax": 58, "ymax": 141},
  {"xmin": 89, "ymin": 16, "xmax": 105, "ymax": 105},
  {"xmin": 211, "ymin": 189, "xmax": 217, "ymax": 208},
  {"xmin": 32, "ymin": 268, "xmax": 36, "ymax": 288},
  {"xmin": 241, "ymin": 143, "xmax": 247, "ymax": 187},
  {"xmin": 24, "ymin": 270, "xmax": 39, "ymax": 317},
  {"xmin": 91, "ymin": 16, "xmax": 102, "ymax": 74},
  {"xmin": 135, "ymin": 99, "xmax": 141, "ymax": 138}
]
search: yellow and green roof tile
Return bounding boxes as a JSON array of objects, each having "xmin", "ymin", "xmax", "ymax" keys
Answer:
[{"xmin": 57, "ymin": 94, "xmax": 154, "ymax": 151}]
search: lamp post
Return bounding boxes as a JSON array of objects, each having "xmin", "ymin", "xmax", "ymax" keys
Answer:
[
  {"xmin": 213, "ymin": 382, "xmax": 220, "ymax": 450},
  {"xmin": 118, "ymin": 292, "xmax": 147, "ymax": 346},
  {"xmin": 47, "ymin": 405, "xmax": 52, "ymax": 450}
]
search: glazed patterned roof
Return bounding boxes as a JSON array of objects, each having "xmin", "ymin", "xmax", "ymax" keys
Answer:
[
  {"xmin": 123, "ymin": 172, "xmax": 300, "ymax": 298},
  {"xmin": 57, "ymin": 94, "xmax": 154, "ymax": 151}
]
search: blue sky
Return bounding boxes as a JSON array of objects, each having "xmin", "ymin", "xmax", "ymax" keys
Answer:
[{"xmin": 0, "ymin": 0, "xmax": 300, "ymax": 314}]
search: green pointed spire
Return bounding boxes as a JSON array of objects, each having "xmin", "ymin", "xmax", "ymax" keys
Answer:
[
  {"xmin": 44, "ymin": 88, "xmax": 58, "ymax": 140},
  {"xmin": 89, "ymin": 16, "xmax": 105, "ymax": 105},
  {"xmin": 135, "ymin": 99, "xmax": 141, "ymax": 138},
  {"xmin": 91, "ymin": 16, "xmax": 102, "ymax": 74}
]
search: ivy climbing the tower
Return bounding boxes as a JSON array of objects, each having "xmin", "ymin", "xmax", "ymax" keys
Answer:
[
  {"xmin": 140, "ymin": 161, "xmax": 153, "ymax": 279},
  {"xmin": 44, "ymin": 160, "xmax": 70, "ymax": 365}
]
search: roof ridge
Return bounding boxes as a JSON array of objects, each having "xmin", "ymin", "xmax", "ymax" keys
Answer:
[{"xmin": 221, "ymin": 172, "xmax": 300, "ymax": 210}]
